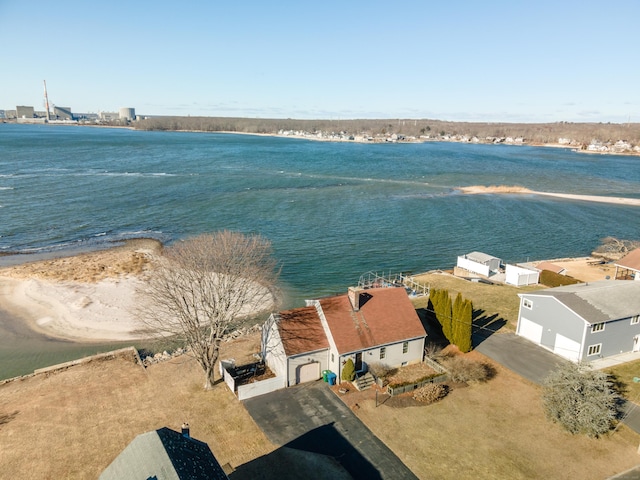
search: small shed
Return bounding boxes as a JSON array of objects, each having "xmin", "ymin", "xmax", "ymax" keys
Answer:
[
  {"xmin": 615, "ymin": 248, "xmax": 640, "ymax": 281},
  {"xmin": 505, "ymin": 264, "xmax": 540, "ymax": 286},
  {"xmin": 457, "ymin": 251, "xmax": 501, "ymax": 277}
]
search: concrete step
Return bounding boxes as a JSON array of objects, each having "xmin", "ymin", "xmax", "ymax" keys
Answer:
[{"xmin": 354, "ymin": 372, "xmax": 375, "ymax": 391}]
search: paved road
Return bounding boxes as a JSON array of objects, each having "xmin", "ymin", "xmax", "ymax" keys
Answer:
[
  {"xmin": 243, "ymin": 381, "xmax": 418, "ymax": 480},
  {"xmin": 475, "ymin": 332, "xmax": 640, "ymax": 434}
]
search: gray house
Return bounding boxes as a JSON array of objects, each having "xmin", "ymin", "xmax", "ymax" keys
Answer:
[
  {"xmin": 100, "ymin": 426, "xmax": 228, "ymax": 480},
  {"xmin": 516, "ymin": 280, "xmax": 640, "ymax": 362}
]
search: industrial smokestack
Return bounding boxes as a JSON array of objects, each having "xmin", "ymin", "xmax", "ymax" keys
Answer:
[{"xmin": 43, "ymin": 80, "xmax": 50, "ymax": 122}]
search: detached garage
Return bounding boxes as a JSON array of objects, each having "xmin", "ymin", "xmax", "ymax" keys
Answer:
[{"xmin": 516, "ymin": 281, "xmax": 640, "ymax": 363}]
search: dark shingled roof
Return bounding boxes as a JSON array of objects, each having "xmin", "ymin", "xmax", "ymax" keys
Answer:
[{"xmin": 100, "ymin": 427, "xmax": 228, "ymax": 480}]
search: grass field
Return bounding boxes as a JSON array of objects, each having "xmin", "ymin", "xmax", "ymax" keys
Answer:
[
  {"xmin": 411, "ymin": 272, "xmax": 542, "ymax": 331},
  {"xmin": 0, "ymin": 334, "xmax": 274, "ymax": 479},
  {"xmin": 350, "ymin": 352, "xmax": 640, "ymax": 480},
  {"xmin": 2, "ymin": 332, "xmax": 639, "ymax": 479}
]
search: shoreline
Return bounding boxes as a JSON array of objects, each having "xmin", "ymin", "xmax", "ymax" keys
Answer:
[
  {"xmin": 0, "ymin": 236, "xmax": 618, "ymax": 343},
  {"xmin": 0, "ymin": 238, "xmax": 277, "ymax": 343}
]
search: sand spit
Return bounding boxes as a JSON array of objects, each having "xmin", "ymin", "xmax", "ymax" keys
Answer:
[
  {"xmin": 0, "ymin": 239, "xmax": 275, "ymax": 342},
  {"xmin": 458, "ymin": 185, "xmax": 640, "ymax": 206}
]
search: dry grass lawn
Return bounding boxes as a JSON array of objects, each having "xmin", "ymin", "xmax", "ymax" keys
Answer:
[
  {"xmin": 350, "ymin": 352, "xmax": 640, "ymax": 480},
  {"xmin": 0, "ymin": 333, "xmax": 274, "ymax": 479},
  {"xmin": 412, "ymin": 272, "xmax": 540, "ymax": 330},
  {"xmin": 608, "ymin": 359, "xmax": 640, "ymax": 400}
]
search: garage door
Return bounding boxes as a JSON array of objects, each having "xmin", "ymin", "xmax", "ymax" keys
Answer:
[
  {"xmin": 553, "ymin": 334, "xmax": 581, "ymax": 362},
  {"xmin": 296, "ymin": 362, "xmax": 320, "ymax": 384},
  {"xmin": 518, "ymin": 317, "xmax": 543, "ymax": 344}
]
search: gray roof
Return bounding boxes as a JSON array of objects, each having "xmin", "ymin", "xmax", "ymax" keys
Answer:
[
  {"xmin": 524, "ymin": 280, "xmax": 640, "ymax": 324},
  {"xmin": 100, "ymin": 427, "xmax": 228, "ymax": 480},
  {"xmin": 465, "ymin": 251, "xmax": 501, "ymax": 264}
]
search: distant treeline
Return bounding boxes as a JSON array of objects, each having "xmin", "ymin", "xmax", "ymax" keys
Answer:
[{"xmin": 134, "ymin": 116, "xmax": 640, "ymax": 146}]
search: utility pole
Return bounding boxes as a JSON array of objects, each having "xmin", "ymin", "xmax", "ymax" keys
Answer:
[{"xmin": 43, "ymin": 80, "xmax": 50, "ymax": 122}]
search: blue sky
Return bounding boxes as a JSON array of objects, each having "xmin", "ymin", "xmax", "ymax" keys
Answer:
[{"xmin": 1, "ymin": 0, "xmax": 638, "ymax": 122}]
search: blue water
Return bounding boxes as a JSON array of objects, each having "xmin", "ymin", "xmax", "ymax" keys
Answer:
[{"xmin": 1, "ymin": 123, "xmax": 639, "ymax": 378}]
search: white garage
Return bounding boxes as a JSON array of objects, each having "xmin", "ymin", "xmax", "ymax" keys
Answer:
[
  {"xmin": 517, "ymin": 317, "xmax": 543, "ymax": 344},
  {"xmin": 296, "ymin": 362, "xmax": 320, "ymax": 384},
  {"xmin": 553, "ymin": 333, "xmax": 581, "ymax": 362}
]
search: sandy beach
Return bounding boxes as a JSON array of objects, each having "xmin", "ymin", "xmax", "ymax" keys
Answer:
[
  {"xmin": 0, "ymin": 240, "xmax": 162, "ymax": 342},
  {"xmin": 458, "ymin": 185, "xmax": 640, "ymax": 206},
  {"xmin": 0, "ymin": 238, "xmax": 279, "ymax": 343}
]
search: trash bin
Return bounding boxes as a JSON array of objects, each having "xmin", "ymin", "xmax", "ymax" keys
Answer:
[
  {"xmin": 327, "ymin": 372, "xmax": 337, "ymax": 386},
  {"xmin": 322, "ymin": 370, "xmax": 330, "ymax": 382}
]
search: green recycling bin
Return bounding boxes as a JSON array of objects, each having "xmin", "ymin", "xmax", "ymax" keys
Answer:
[{"xmin": 322, "ymin": 370, "xmax": 330, "ymax": 382}]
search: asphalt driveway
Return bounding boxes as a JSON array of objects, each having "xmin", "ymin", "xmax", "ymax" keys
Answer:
[{"xmin": 243, "ymin": 380, "xmax": 418, "ymax": 480}]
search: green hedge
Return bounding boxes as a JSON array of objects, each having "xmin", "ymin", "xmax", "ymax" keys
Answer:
[{"xmin": 540, "ymin": 270, "xmax": 581, "ymax": 287}]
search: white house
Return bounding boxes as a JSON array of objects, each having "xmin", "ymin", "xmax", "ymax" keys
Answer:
[
  {"xmin": 516, "ymin": 280, "xmax": 640, "ymax": 362},
  {"xmin": 457, "ymin": 251, "xmax": 501, "ymax": 277},
  {"xmin": 263, "ymin": 286, "xmax": 427, "ymax": 386}
]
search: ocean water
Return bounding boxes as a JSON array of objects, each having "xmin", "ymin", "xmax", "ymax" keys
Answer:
[{"xmin": 1, "ymin": 123, "xmax": 640, "ymax": 378}]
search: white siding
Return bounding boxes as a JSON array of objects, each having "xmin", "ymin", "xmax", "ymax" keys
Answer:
[
  {"xmin": 457, "ymin": 256, "xmax": 490, "ymax": 276},
  {"xmin": 553, "ymin": 333, "xmax": 581, "ymax": 362},
  {"xmin": 505, "ymin": 264, "xmax": 540, "ymax": 286},
  {"xmin": 287, "ymin": 350, "xmax": 328, "ymax": 386},
  {"xmin": 517, "ymin": 317, "xmax": 543, "ymax": 344}
]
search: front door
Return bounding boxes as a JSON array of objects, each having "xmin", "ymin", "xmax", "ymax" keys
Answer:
[
  {"xmin": 355, "ymin": 352, "xmax": 363, "ymax": 372},
  {"xmin": 634, "ymin": 335, "xmax": 640, "ymax": 352}
]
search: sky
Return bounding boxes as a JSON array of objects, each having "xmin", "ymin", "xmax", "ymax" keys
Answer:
[{"xmin": 1, "ymin": 0, "xmax": 639, "ymax": 123}]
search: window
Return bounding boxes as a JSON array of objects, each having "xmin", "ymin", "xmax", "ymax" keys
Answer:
[
  {"xmin": 632, "ymin": 315, "xmax": 640, "ymax": 325},
  {"xmin": 402, "ymin": 341, "xmax": 409, "ymax": 354},
  {"xmin": 591, "ymin": 322, "xmax": 605, "ymax": 333},
  {"xmin": 523, "ymin": 298, "xmax": 533, "ymax": 310},
  {"xmin": 379, "ymin": 347, "xmax": 386, "ymax": 359},
  {"xmin": 331, "ymin": 353, "xmax": 334, "ymax": 363},
  {"xmin": 587, "ymin": 344, "xmax": 601, "ymax": 356}
]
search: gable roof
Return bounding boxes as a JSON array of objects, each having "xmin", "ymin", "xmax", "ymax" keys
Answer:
[
  {"xmin": 522, "ymin": 280, "xmax": 640, "ymax": 324},
  {"xmin": 100, "ymin": 427, "xmax": 228, "ymax": 480},
  {"xmin": 318, "ymin": 287, "xmax": 426, "ymax": 354},
  {"xmin": 277, "ymin": 306, "xmax": 329, "ymax": 356},
  {"xmin": 616, "ymin": 248, "xmax": 640, "ymax": 271}
]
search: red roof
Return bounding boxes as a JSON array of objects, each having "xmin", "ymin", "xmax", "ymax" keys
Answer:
[
  {"xmin": 536, "ymin": 261, "xmax": 565, "ymax": 274},
  {"xmin": 277, "ymin": 306, "xmax": 329, "ymax": 356},
  {"xmin": 319, "ymin": 287, "xmax": 426, "ymax": 354},
  {"xmin": 617, "ymin": 248, "xmax": 640, "ymax": 271}
]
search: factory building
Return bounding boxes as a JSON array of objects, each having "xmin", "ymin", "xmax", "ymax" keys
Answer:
[
  {"xmin": 54, "ymin": 106, "xmax": 74, "ymax": 120},
  {"xmin": 119, "ymin": 107, "xmax": 136, "ymax": 121}
]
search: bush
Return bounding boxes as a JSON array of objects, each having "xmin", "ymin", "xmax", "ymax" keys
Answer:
[
  {"xmin": 542, "ymin": 362, "xmax": 618, "ymax": 437},
  {"xmin": 413, "ymin": 383, "xmax": 449, "ymax": 404},
  {"xmin": 443, "ymin": 356, "xmax": 494, "ymax": 383},
  {"xmin": 368, "ymin": 362, "xmax": 395, "ymax": 379},
  {"xmin": 341, "ymin": 358, "xmax": 356, "ymax": 382},
  {"xmin": 424, "ymin": 342, "xmax": 445, "ymax": 361},
  {"xmin": 540, "ymin": 270, "xmax": 581, "ymax": 287}
]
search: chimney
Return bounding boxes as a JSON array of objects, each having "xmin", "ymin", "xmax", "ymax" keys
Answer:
[
  {"xmin": 181, "ymin": 422, "xmax": 190, "ymax": 438},
  {"xmin": 348, "ymin": 287, "xmax": 362, "ymax": 311}
]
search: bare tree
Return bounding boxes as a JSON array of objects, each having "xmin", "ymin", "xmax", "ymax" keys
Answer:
[
  {"xmin": 542, "ymin": 362, "xmax": 618, "ymax": 437},
  {"xmin": 139, "ymin": 231, "xmax": 280, "ymax": 389}
]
